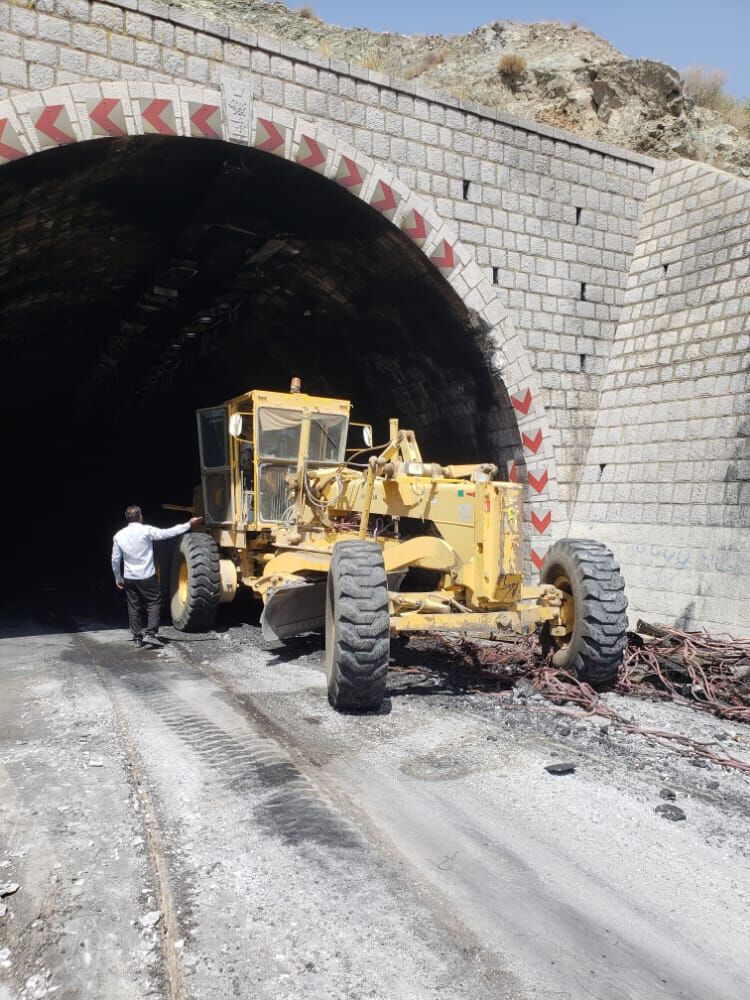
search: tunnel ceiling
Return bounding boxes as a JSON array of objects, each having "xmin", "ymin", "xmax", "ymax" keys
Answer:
[
  {"xmin": 0, "ymin": 135, "xmax": 517, "ymax": 578},
  {"xmin": 0, "ymin": 135, "xmax": 498, "ymax": 432}
]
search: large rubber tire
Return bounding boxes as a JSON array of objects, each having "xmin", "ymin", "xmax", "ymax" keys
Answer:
[
  {"xmin": 540, "ymin": 538, "xmax": 628, "ymax": 690},
  {"xmin": 325, "ymin": 540, "xmax": 390, "ymax": 712},
  {"xmin": 170, "ymin": 533, "xmax": 221, "ymax": 632}
]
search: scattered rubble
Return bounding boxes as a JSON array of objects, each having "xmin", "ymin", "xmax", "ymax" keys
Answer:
[
  {"xmin": 545, "ymin": 762, "xmax": 576, "ymax": 775},
  {"xmin": 391, "ymin": 621, "xmax": 750, "ymax": 773},
  {"xmin": 655, "ymin": 804, "xmax": 686, "ymax": 822},
  {"xmin": 139, "ymin": 910, "xmax": 163, "ymax": 930}
]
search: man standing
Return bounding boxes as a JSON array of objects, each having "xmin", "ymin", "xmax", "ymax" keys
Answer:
[{"xmin": 112, "ymin": 505, "xmax": 202, "ymax": 648}]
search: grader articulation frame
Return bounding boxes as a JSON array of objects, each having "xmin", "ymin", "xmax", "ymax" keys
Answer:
[{"xmin": 167, "ymin": 380, "xmax": 628, "ymax": 711}]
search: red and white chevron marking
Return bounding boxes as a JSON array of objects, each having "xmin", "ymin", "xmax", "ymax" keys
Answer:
[
  {"xmin": 139, "ymin": 98, "xmax": 177, "ymax": 136},
  {"xmin": 88, "ymin": 98, "xmax": 127, "ymax": 138},
  {"xmin": 335, "ymin": 155, "xmax": 365, "ymax": 193},
  {"xmin": 369, "ymin": 179, "xmax": 399, "ymax": 218},
  {"xmin": 33, "ymin": 105, "xmax": 76, "ymax": 147},
  {"xmin": 508, "ymin": 383, "xmax": 552, "ymax": 574},
  {"xmin": 0, "ymin": 118, "xmax": 26, "ymax": 163},
  {"xmin": 296, "ymin": 134, "xmax": 327, "ymax": 172},
  {"xmin": 189, "ymin": 103, "xmax": 221, "ymax": 140},
  {"xmin": 401, "ymin": 207, "xmax": 429, "ymax": 246},
  {"xmin": 255, "ymin": 117, "xmax": 285, "ymax": 154},
  {"xmin": 430, "ymin": 239, "xmax": 456, "ymax": 273}
]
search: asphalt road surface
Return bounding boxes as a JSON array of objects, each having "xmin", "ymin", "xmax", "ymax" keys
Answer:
[{"xmin": 1, "ymin": 604, "xmax": 749, "ymax": 1000}]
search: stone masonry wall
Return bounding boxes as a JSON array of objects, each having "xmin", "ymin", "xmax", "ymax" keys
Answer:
[
  {"xmin": 568, "ymin": 159, "xmax": 750, "ymax": 633},
  {"xmin": 1, "ymin": 0, "xmax": 656, "ymax": 520}
]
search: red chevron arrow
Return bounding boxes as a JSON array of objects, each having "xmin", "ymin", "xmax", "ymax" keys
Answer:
[
  {"xmin": 0, "ymin": 119, "xmax": 26, "ymax": 161},
  {"xmin": 511, "ymin": 388, "xmax": 532, "ymax": 415},
  {"xmin": 142, "ymin": 99, "xmax": 175, "ymax": 136},
  {"xmin": 337, "ymin": 155, "xmax": 364, "ymax": 189},
  {"xmin": 531, "ymin": 549, "xmax": 545, "ymax": 571},
  {"xmin": 371, "ymin": 181, "xmax": 397, "ymax": 213},
  {"xmin": 509, "ymin": 461, "xmax": 518, "ymax": 483},
  {"xmin": 528, "ymin": 469, "xmax": 549, "ymax": 494},
  {"xmin": 522, "ymin": 428, "xmax": 543, "ymax": 454},
  {"xmin": 35, "ymin": 105, "xmax": 74, "ymax": 145},
  {"xmin": 257, "ymin": 117, "xmax": 284, "ymax": 153},
  {"xmin": 89, "ymin": 98, "xmax": 126, "ymax": 137},
  {"xmin": 190, "ymin": 103, "xmax": 220, "ymax": 139},
  {"xmin": 402, "ymin": 209, "xmax": 427, "ymax": 242},
  {"xmin": 297, "ymin": 135, "xmax": 325, "ymax": 169},
  {"xmin": 431, "ymin": 240, "xmax": 455, "ymax": 270},
  {"xmin": 531, "ymin": 510, "xmax": 552, "ymax": 534}
]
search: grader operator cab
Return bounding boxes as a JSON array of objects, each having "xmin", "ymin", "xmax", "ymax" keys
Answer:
[{"xmin": 167, "ymin": 379, "xmax": 628, "ymax": 711}]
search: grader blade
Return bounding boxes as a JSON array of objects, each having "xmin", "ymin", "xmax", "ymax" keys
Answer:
[{"xmin": 260, "ymin": 580, "xmax": 326, "ymax": 642}]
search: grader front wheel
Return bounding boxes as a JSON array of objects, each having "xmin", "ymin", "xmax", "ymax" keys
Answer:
[
  {"xmin": 325, "ymin": 541, "xmax": 390, "ymax": 712},
  {"xmin": 170, "ymin": 533, "xmax": 221, "ymax": 632},
  {"xmin": 540, "ymin": 539, "xmax": 628, "ymax": 690}
]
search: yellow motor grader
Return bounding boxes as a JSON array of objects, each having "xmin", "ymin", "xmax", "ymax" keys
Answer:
[{"xmin": 167, "ymin": 379, "xmax": 627, "ymax": 711}]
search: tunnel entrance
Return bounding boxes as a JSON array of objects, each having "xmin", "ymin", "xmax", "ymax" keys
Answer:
[{"xmin": 0, "ymin": 134, "xmax": 520, "ymax": 602}]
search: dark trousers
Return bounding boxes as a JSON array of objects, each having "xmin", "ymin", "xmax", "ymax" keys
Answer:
[{"xmin": 124, "ymin": 575, "xmax": 161, "ymax": 639}]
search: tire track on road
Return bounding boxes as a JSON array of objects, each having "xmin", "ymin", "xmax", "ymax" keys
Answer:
[{"xmin": 75, "ymin": 633, "xmax": 186, "ymax": 1000}]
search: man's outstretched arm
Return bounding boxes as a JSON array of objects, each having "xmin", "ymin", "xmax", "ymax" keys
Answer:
[{"xmin": 147, "ymin": 516, "xmax": 203, "ymax": 541}]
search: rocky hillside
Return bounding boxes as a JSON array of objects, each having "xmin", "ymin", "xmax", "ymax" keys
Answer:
[{"xmin": 177, "ymin": 0, "xmax": 750, "ymax": 177}]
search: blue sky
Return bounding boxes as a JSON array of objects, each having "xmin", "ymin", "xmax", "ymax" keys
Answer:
[{"xmin": 301, "ymin": 1, "xmax": 749, "ymax": 99}]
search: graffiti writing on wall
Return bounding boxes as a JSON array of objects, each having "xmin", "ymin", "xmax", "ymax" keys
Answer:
[{"xmin": 631, "ymin": 544, "xmax": 714, "ymax": 572}]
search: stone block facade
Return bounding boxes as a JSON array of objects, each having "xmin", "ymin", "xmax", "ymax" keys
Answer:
[
  {"xmin": 2, "ymin": 0, "xmax": 748, "ymax": 632},
  {"xmin": 568, "ymin": 160, "xmax": 750, "ymax": 632}
]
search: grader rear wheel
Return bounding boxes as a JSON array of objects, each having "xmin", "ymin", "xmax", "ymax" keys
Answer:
[
  {"xmin": 325, "ymin": 540, "xmax": 390, "ymax": 712},
  {"xmin": 170, "ymin": 533, "xmax": 221, "ymax": 632},
  {"xmin": 540, "ymin": 539, "xmax": 628, "ymax": 690}
]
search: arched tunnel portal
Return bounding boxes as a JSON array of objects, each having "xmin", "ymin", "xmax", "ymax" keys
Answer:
[{"xmin": 0, "ymin": 133, "xmax": 536, "ymax": 601}]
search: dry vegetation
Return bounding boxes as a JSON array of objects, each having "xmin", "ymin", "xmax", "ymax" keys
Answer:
[
  {"xmin": 497, "ymin": 52, "xmax": 527, "ymax": 90},
  {"xmin": 682, "ymin": 66, "xmax": 750, "ymax": 134},
  {"xmin": 298, "ymin": 4, "xmax": 318, "ymax": 19},
  {"xmin": 359, "ymin": 48, "xmax": 387, "ymax": 72},
  {"xmin": 403, "ymin": 47, "xmax": 450, "ymax": 80}
]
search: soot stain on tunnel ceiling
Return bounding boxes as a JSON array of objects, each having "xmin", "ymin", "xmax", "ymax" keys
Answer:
[{"xmin": 0, "ymin": 135, "xmax": 518, "ymax": 545}]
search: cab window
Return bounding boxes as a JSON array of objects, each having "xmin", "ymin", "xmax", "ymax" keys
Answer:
[
  {"xmin": 309, "ymin": 414, "xmax": 348, "ymax": 463},
  {"xmin": 257, "ymin": 408, "xmax": 302, "ymax": 460}
]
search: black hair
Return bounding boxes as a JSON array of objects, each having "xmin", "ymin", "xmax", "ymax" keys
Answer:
[{"xmin": 125, "ymin": 505, "xmax": 142, "ymax": 523}]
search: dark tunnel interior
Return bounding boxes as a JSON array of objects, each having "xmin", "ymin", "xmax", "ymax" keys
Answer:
[{"xmin": 0, "ymin": 135, "xmax": 521, "ymax": 608}]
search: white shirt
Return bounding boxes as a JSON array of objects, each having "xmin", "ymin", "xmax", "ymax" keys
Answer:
[{"xmin": 112, "ymin": 522, "xmax": 191, "ymax": 581}]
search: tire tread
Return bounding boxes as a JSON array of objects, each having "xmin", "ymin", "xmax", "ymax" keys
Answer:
[
  {"xmin": 326, "ymin": 541, "xmax": 390, "ymax": 711},
  {"xmin": 541, "ymin": 538, "xmax": 628, "ymax": 689}
]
